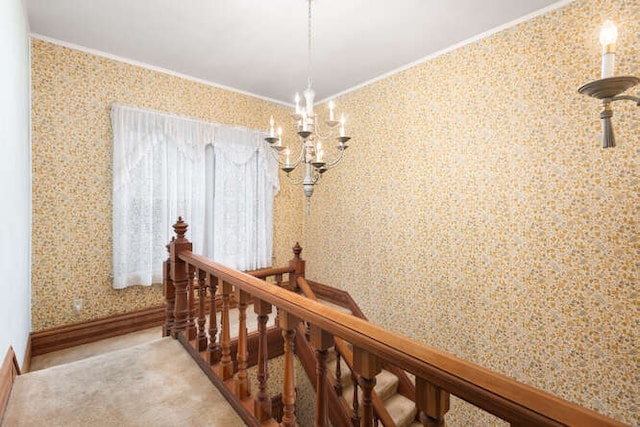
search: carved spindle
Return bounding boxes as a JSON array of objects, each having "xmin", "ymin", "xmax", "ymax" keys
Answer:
[
  {"xmin": 187, "ymin": 266, "xmax": 197, "ymax": 341},
  {"xmin": 235, "ymin": 289, "xmax": 250, "ymax": 399},
  {"xmin": 334, "ymin": 348, "xmax": 343, "ymax": 397},
  {"xmin": 416, "ymin": 377, "xmax": 450, "ymax": 427},
  {"xmin": 162, "ymin": 239, "xmax": 174, "ymax": 337},
  {"xmin": 353, "ymin": 346, "xmax": 382, "ymax": 427},
  {"xmin": 275, "ymin": 273, "xmax": 283, "ymax": 287},
  {"xmin": 289, "ymin": 242, "xmax": 305, "ymax": 289},
  {"xmin": 208, "ymin": 274, "xmax": 221, "ymax": 364},
  {"xmin": 311, "ymin": 326, "xmax": 333, "ymax": 427},
  {"xmin": 351, "ymin": 373, "xmax": 360, "ymax": 427},
  {"xmin": 280, "ymin": 311, "xmax": 300, "ymax": 427},
  {"xmin": 170, "ymin": 217, "xmax": 191, "ymax": 337},
  {"xmin": 196, "ymin": 269, "xmax": 207, "ymax": 351},
  {"xmin": 254, "ymin": 298, "xmax": 272, "ymax": 421},
  {"xmin": 220, "ymin": 280, "xmax": 233, "ymax": 380}
]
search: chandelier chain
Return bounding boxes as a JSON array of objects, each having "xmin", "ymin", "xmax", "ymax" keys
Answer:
[{"xmin": 307, "ymin": 0, "xmax": 312, "ymax": 89}]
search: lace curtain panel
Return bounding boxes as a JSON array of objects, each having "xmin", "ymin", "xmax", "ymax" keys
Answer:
[{"xmin": 111, "ymin": 104, "xmax": 278, "ymax": 289}]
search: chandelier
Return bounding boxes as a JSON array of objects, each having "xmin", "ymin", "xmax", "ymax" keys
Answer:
[{"xmin": 265, "ymin": 0, "xmax": 352, "ymax": 208}]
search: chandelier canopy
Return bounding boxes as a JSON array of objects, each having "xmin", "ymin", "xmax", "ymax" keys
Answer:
[{"xmin": 265, "ymin": 0, "xmax": 352, "ymax": 207}]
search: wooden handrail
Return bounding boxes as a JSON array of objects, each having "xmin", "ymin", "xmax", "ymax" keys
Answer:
[
  {"xmin": 246, "ymin": 265, "xmax": 294, "ymax": 279},
  {"xmin": 179, "ymin": 249, "xmax": 625, "ymax": 427},
  {"xmin": 297, "ymin": 277, "xmax": 397, "ymax": 427}
]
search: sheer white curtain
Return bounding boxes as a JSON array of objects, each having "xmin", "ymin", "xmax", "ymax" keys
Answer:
[
  {"xmin": 111, "ymin": 104, "xmax": 278, "ymax": 289},
  {"xmin": 205, "ymin": 126, "xmax": 279, "ymax": 271}
]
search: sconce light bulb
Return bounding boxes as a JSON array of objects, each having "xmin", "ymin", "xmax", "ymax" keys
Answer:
[{"xmin": 599, "ymin": 20, "xmax": 618, "ymax": 47}]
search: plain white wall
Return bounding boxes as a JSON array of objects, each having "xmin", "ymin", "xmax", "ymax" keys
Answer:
[{"xmin": 0, "ymin": 0, "xmax": 32, "ymax": 367}]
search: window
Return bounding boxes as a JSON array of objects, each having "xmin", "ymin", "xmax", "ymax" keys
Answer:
[{"xmin": 111, "ymin": 104, "xmax": 278, "ymax": 289}]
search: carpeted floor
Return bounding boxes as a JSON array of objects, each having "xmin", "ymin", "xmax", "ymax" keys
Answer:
[
  {"xmin": 2, "ymin": 337, "xmax": 245, "ymax": 427},
  {"xmin": 29, "ymin": 327, "xmax": 163, "ymax": 371}
]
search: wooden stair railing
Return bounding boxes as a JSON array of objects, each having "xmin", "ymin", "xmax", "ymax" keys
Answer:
[
  {"xmin": 296, "ymin": 276, "xmax": 398, "ymax": 426},
  {"xmin": 163, "ymin": 217, "xmax": 627, "ymax": 427}
]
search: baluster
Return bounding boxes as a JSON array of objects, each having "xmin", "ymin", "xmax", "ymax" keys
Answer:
[
  {"xmin": 275, "ymin": 273, "xmax": 283, "ymax": 287},
  {"xmin": 220, "ymin": 280, "xmax": 233, "ymax": 380},
  {"xmin": 254, "ymin": 298, "xmax": 272, "ymax": 421},
  {"xmin": 187, "ymin": 265, "xmax": 197, "ymax": 341},
  {"xmin": 335, "ymin": 348, "xmax": 343, "ymax": 397},
  {"xmin": 280, "ymin": 310, "xmax": 300, "ymax": 427},
  {"xmin": 289, "ymin": 242, "xmax": 305, "ymax": 289},
  {"xmin": 208, "ymin": 274, "xmax": 221, "ymax": 364},
  {"xmin": 196, "ymin": 269, "xmax": 207, "ymax": 351},
  {"xmin": 416, "ymin": 377, "xmax": 450, "ymax": 427},
  {"xmin": 353, "ymin": 346, "xmax": 382, "ymax": 427},
  {"xmin": 351, "ymin": 372, "xmax": 360, "ymax": 427},
  {"xmin": 170, "ymin": 218, "xmax": 191, "ymax": 337},
  {"xmin": 234, "ymin": 289, "xmax": 250, "ymax": 399},
  {"xmin": 162, "ymin": 239, "xmax": 174, "ymax": 337},
  {"xmin": 311, "ymin": 326, "xmax": 333, "ymax": 427}
]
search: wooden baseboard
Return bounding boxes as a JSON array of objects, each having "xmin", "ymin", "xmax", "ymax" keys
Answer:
[
  {"xmin": 21, "ymin": 336, "xmax": 31, "ymax": 373},
  {"xmin": 31, "ymin": 306, "xmax": 166, "ymax": 356},
  {"xmin": 0, "ymin": 347, "xmax": 20, "ymax": 422}
]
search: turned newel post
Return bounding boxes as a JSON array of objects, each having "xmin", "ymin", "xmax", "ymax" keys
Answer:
[
  {"xmin": 280, "ymin": 310, "xmax": 301, "ymax": 427},
  {"xmin": 416, "ymin": 377, "xmax": 450, "ymax": 427},
  {"xmin": 170, "ymin": 217, "xmax": 192, "ymax": 338},
  {"xmin": 289, "ymin": 242, "xmax": 305, "ymax": 289},
  {"xmin": 353, "ymin": 346, "xmax": 382, "ymax": 427},
  {"xmin": 311, "ymin": 326, "xmax": 333, "ymax": 427},
  {"xmin": 254, "ymin": 298, "xmax": 272, "ymax": 422},
  {"xmin": 163, "ymin": 238, "xmax": 175, "ymax": 337}
]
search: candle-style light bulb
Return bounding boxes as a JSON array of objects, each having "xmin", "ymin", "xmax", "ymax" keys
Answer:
[
  {"xmin": 329, "ymin": 100, "xmax": 335, "ymax": 121},
  {"xmin": 301, "ymin": 111, "xmax": 308, "ymax": 131},
  {"xmin": 295, "ymin": 93, "xmax": 301, "ymax": 115},
  {"xmin": 316, "ymin": 141, "xmax": 323, "ymax": 162},
  {"xmin": 339, "ymin": 114, "xmax": 346, "ymax": 137},
  {"xmin": 277, "ymin": 127, "xmax": 283, "ymax": 146},
  {"xmin": 269, "ymin": 116, "xmax": 275, "ymax": 137},
  {"xmin": 599, "ymin": 20, "xmax": 618, "ymax": 78},
  {"xmin": 284, "ymin": 147, "xmax": 291, "ymax": 166}
]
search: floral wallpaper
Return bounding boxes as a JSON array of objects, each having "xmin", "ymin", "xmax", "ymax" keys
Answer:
[
  {"xmin": 31, "ymin": 0, "xmax": 639, "ymax": 424},
  {"xmin": 302, "ymin": 0, "xmax": 638, "ymax": 425},
  {"xmin": 30, "ymin": 39, "xmax": 302, "ymax": 331}
]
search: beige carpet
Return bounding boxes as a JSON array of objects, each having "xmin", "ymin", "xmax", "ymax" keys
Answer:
[
  {"xmin": 2, "ymin": 337, "xmax": 245, "ymax": 427},
  {"xmin": 29, "ymin": 327, "xmax": 163, "ymax": 371}
]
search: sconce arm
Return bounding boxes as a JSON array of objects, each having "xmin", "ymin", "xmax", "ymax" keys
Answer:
[{"xmin": 610, "ymin": 95, "xmax": 640, "ymax": 106}]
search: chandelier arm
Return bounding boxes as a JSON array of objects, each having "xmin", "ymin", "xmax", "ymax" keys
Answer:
[
  {"xmin": 321, "ymin": 146, "xmax": 346, "ymax": 169},
  {"xmin": 311, "ymin": 120, "xmax": 337, "ymax": 140},
  {"xmin": 268, "ymin": 139, "xmax": 305, "ymax": 168},
  {"xmin": 285, "ymin": 168, "xmax": 310, "ymax": 186}
]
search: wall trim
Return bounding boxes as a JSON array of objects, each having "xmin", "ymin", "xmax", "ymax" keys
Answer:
[
  {"xmin": 21, "ymin": 336, "xmax": 31, "ymax": 373},
  {"xmin": 0, "ymin": 346, "xmax": 20, "ymax": 422},
  {"xmin": 31, "ymin": 306, "xmax": 165, "ymax": 356}
]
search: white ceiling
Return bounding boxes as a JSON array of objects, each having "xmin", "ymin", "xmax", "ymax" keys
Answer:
[{"xmin": 25, "ymin": 0, "xmax": 568, "ymax": 105}]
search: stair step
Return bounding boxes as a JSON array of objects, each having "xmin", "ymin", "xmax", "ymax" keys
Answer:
[
  {"xmin": 373, "ymin": 369, "xmax": 400, "ymax": 402},
  {"xmin": 341, "ymin": 369, "xmax": 399, "ymax": 412},
  {"xmin": 385, "ymin": 393, "xmax": 418, "ymax": 427}
]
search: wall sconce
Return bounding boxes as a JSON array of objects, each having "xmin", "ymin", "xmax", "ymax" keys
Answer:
[{"xmin": 578, "ymin": 20, "xmax": 639, "ymax": 148}]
